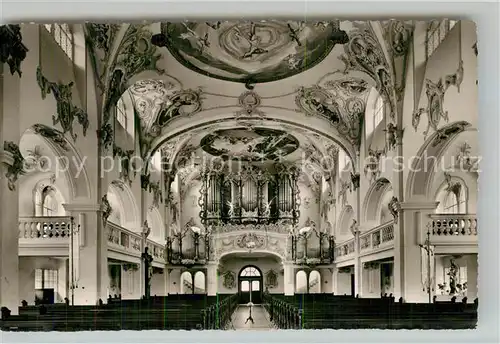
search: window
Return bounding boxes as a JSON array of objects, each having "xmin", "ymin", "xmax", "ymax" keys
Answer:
[
  {"xmin": 373, "ymin": 95, "xmax": 384, "ymax": 129},
  {"xmin": 116, "ymin": 98, "xmax": 127, "ymax": 130},
  {"xmin": 338, "ymin": 150, "xmax": 351, "ymax": 172},
  {"xmin": 240, "ymin": 266, "xmax": 260, "ymax": 277},
  {"xmin": 44, "ymin": 24, "xmax": 73, "ymax": 60},
  {"xmin": 426, "ymin": 20, "xmax": 457, "ymax": 59},
  {"xmin": 35, "ymin": 269, "xmax": 58, "ymax": 291},
  {"xmin": 38, "ymin": 186, "xmax": 58, "ymax": 216},
  {"xmin": 442, "ymin": 191, "xmax": 466, "ymax": 214}
]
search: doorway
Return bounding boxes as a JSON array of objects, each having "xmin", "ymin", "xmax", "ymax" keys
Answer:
[{"xmin": 238, "ymin": 265, "xmax": 263, "ymax": 304}]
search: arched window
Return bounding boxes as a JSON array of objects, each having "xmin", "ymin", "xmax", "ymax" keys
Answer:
[
  {"xmin": 373, "ymin": 95, "xmax": 384, "ymax": 129},
  {"xmin": 426, "ymin": 20, "xmax": 457, "ymax": 59},
  {"xmin": 436, "ymin": 182, "xmax": 466, "ymax": 214},
  {"xmin": 240, "ymin": 266, "xmax": 261, "ymax": 277},
  {"xmin": 44, "ymin": 24, "xmax": 74, "ymax": 60},
  {"xmin": 40, "ymin": 186, "xmax": 58, "ymax": 216},
  {"xmin": 116, "ymin": 98, "xmax": 128, "ymax": 131}
]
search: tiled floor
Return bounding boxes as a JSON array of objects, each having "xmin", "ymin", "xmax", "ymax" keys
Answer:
[{"xmin": 228, "ymin": 305, "xmax": 275, "ymax": 330}]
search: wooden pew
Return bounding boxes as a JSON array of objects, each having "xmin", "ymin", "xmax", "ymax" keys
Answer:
[{"xmin": 263, "ymin": 293, "xmax": 478, "ymax": 330}]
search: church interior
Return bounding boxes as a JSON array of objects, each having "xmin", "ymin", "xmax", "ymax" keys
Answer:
[{"xmin": 0, "ymin": 19, "xmax": 478, "ymax": 330}]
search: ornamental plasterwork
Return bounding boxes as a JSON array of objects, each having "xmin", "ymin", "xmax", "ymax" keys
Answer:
[
  {"xmin": 455, "ymin": 142, "xmax": 479, "ymax": 172},
  {"xmin": 236, "ymin": 90, "xmax": 264, "ymax": 118},
  {"xmin": 338, "ymin": 23, "xmax": 396, "ymax": 121},
  {"xmin": 338, "ymin": 179, "xmax": 352, "ymax": 207},
  {"xmin": 295, "ymin": 85, "xmax": 364, "ymax": 147},
  {"xmin": 364, "ymin": 147, "xmax": 385, "ymax": 183},
  {"xmin": 214, "ymin": 231, "xmax": 286, "ymax": 259},
  {"xmin": 2, "ymin": 141, "xmax": 25, "ymax": 191},
  {"xmin": 383, "ymin": 20, "xmax": 412, "ymax": 58},
  {"xmin": 412, "ymin": 62, "xmax": 464, "ymax": 138},
  {"xmin": 211, "ymin": 222, "xmax": 291, "ymax": 235}
]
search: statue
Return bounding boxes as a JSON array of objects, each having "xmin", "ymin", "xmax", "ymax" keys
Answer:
[
  {"xmin": 142, "ymin": 220, "xmax": 151, "ymax": 239},
  {"xmin": 448, "ymin": 258, "xmax": 458, "ymax": 295},
  {"xmin": 141, "ymin": 247, "xmax": 154, "ymax": 299}
]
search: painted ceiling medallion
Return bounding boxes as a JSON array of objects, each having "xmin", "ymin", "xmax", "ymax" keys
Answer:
[
  {"xmin": 161, "ymin": 21, "xmax": 344, "ymax": 84},
  {"xmin": 200, "ymin": 127, "xmax": 299, "ymax": 161}
]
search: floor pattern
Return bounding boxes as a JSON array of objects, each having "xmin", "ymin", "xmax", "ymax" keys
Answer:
[{"xmin": 228, "ymin": 305, "xmax": 275, "ymax": 330}]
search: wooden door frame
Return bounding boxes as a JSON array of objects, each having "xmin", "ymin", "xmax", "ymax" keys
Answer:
[{"xmin": 238, "ymin": 265, "xmax": 263, "ymax": 302}]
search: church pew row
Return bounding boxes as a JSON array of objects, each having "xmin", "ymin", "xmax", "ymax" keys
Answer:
[
  {"xmin": 263, "ymin": 293, "xmax": 478, "ymax": 330},
  {"xmin": 0, "ymin": 294, "xmax": 237, "ymax": 332}
]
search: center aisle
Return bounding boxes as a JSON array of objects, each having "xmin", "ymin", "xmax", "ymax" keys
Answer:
[{"xmin": 228, "ymin": 305, "xmax": 275, "ymax": 330}]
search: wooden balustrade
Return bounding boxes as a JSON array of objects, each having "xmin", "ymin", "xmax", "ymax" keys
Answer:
[{"xmin": 19, "ymin": 216, "xmax": 72, "ymax": 240}]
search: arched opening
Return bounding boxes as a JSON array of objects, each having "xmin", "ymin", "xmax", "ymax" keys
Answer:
[
  {"xmin": 107, "ymin": 180, "xmax": 140, "ymax": 231},
  {"xmin": 193, "ymin": 271, "xmax": 206, "ymax": 294},
  {"xmin": 295, "ymin": 270, "xmax": 308, "ymax": 293},
  {"xmin": 308, "ymin": 270, "xmax": 321, "ymax": 294},
  {"xmin": 238, "ymin": 265, "xmax": 263, "ymax": 304},
  {"xmin": 435, "ymin": 179, "xmax": 467, "ymax": 214},
  {"xmin": 338, "ymin": 205, "xmax": 354, "ymax": 236},
  {"xmin": 180, "ymin": 271, "xmax": 193, "ymax": 294}
]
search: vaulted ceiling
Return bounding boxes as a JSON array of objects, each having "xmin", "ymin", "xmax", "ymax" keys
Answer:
[{"xmin": 85, "ymin": 20, "xmax": 413, "ymax": 176}]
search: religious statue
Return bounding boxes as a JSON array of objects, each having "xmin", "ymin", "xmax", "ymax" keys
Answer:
[
  {"xmin": 142, "ymin": 220, "xmax": 151, "ymax": 239},
  {"xmin": 141, "ymin": 247, "xmax": 154, "ymax": 299},
  {"xmin": 448, "ymin": 258, "xmax": 458, "ymax": 295}
]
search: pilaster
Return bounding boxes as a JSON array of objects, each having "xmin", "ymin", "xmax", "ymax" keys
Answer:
[
  {"xmin": 0, "ymin": 63, "xmax": 21, "ymax": 314},
  {"xmin": 283, "ymin": 263, "xmax": 295, "ymax": 295},
  {"xmin": 63, "ymin": 203, "xmax": 108, "ymax": 305}
]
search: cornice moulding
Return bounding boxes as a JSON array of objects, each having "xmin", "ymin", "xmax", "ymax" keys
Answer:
[
  {"xmin": 399, "ymin": 201, "xmax": 439, "ymax": 210},
  {"xmin": 63, "ymin": 203, "xmax": 101, "ymax": 212}
]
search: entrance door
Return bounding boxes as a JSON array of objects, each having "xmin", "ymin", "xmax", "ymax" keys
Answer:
[{"xmin": 238, "ymin": 266, "xmax": 263, "ymax": 304}]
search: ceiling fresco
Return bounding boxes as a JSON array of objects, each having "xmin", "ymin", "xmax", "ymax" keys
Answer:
[
  {"xmin": 158, "ymin": 20, "xmax": 346, "ymax": 85},
  {"xmin": 200, "ymin": 127, "xmax": 300, "ymax": 161}
]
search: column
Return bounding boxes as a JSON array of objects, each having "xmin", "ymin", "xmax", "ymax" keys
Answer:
[
  {"xmin": 63, "ymin": 203, "xmax": 108, "ymax": 305},
  {"xmin": 352, "ymin": 231, "xmax": 361, "ymax": 296},
  {"xmin": 394, "ymin": 201, "xmax": 438, "ymax": 303},
  {"xmin": 283, "ymin": 263, "xmax": 295, "ymax": 295},
  {"xmin": 0, "ymin": 60, "xmax": 22, "ymax": 314},
  {"xmin": 206, "ymin": 263, "xmax": 218, "ymax": 296},
  {"xmin": 164, "ymin": 268, "xmax": 171, "ymax": 295}
]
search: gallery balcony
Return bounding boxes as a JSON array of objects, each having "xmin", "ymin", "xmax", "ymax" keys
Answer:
[
  {"xmin": 18, "ymin": 217, "xmax": 166, "ymax": 265},
  {"xmin": 359, "ymin": 221, "xmax": 395, "ymax": 257},
  {"xmin": 427, "ymin": 214, "xmax": 478, "ymax": 253}
]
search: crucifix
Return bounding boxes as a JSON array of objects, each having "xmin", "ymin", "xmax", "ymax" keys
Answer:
[
  {"xmin": 419, "ymin": 228, "xmax": 434, "ymax": 304},
  {"xmin": 141, "ymin": 247, "xmax": 153, "ymax": 299}
]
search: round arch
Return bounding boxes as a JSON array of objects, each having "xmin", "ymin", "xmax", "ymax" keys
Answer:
[
  {"xmin": 405, "ymin": 121, "xmax": 473, "ymax": 200},
  {"xmin": 219, "ymin": 249, "xmax": 285, "ymax": 263},
  {"xmin": 238, "ymin": 265, "xmax": 263, "ymax": 304},
  {"xmin": 362, "ymin": 178, "xmax": 392, "ymax": 224},
  {"xmin": 143, "ymin": 108, "xmax": 359, "ymax": 175},
  {"xmin": 19, "ymin": 124, "xmax": 92, "ymax": 201},
  {"xmin": 147, "ymin": 206, "xmax": 165, "ymax": 241},
  {"xmin": 338, "ymin": 205, "xmax": 354, "ymax": 236},
  {"xmin": 107, "ymin": 180, "xmax": 140, "ymax": 230}
]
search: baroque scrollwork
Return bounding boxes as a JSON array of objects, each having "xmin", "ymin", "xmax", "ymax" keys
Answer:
[
  {"xmin": 31, "ymin": 124, "xmax": 70, "ymax": 152},
  {"xmin": 0, "ymin": 24, "xmax": 28, "ymax": 77},
  {"xmin": 388, "ymin": 196, "xmax": 401, "ymax": 224},
  {"xmin": 384, "ymin": 123, "xmax": 405, "ymax": 151},
  {"xmin": 384, "ymin": 20, "xmax": 411, "ymax": 57},
  {"xmin": 113, "ymin": 145, "xmax": 136, "ymax": 186},
  {"xmin": 412, "ymin": 62, "xmax": 464, "ymax": 138},
  {"xmin": 265, "ymin": 270, "xmax": 278, "ymax": 289},
  {"xmin": 36, "ymin": 67, "xmax": 90, "ymax": 142},
  {"xmin": 295, "ymin": 85, "xmax": 364, "ymax": 146},
  {"xmin": 2, "ymin": 141, "xmax": 25, "ymax": 191},
  {"xmin": 338, "ymin": 179, "xmax": 352, "ymax": 206},
  {"xmin": 100, "ymin": 194, "xmax": 112, "ymax": 225},
  {"xmin": 364, "ymin": 147, "xmax": 385, "ymax": 183},
  {"xmin": 236, "ymin": 90, "xmax": 264, "ymax": 117},
  {"xmin": 338, "ymin": 24, "xmax": 396, "ymax": 121},
  {"xmin": 222, "ymin": 271, "xmax": 236, "ymax": 289}
]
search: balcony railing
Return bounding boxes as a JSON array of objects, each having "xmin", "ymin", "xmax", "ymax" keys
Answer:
[
  {"xmin": 429, "ymin": 214, "xmax": 477, "ymax": 236},
  {"xmin": 428, "ymin": 214, "xmax": 477, "ymax": 245},
  {"xmin": 19, "ymin": 216, "xmax": 71, "ymax": 240},
  {"xmin": 334, "ymin": 238, "xmax": 355, "ymax": 259},
  {"xmin": 146, "ymin": 239, "xmax": 165, "ymax": 263},
  {"xmin": 359, "ymin": 221, "xmax": 395, "ymax": 254},
  {"xmin": 107, "ymin": 221, "xmax": 142, "ymax": 256}
]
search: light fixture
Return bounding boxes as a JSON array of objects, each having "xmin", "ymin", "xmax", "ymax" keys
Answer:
[
  {"xmin": 190, "ymin": 226, "xmax": 202, "ymax": 235},
  {"xmin": 299, "ymin": 226, "xmax": 312, "ymax": 235}
]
